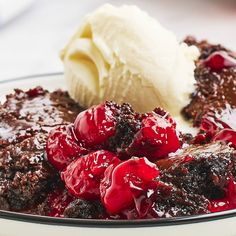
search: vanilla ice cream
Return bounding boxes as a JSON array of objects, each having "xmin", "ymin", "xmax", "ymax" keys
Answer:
[{"xmin": 61, "ymin": 4, "xmax": 199, "ymax": 117}]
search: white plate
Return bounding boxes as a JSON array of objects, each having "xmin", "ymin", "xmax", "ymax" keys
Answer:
[
  {"xmin": 0, "ymin": 73, "xmax": 66, "ymax": 101},
  {"xmin": 0, "ymin": 73, "xmax": 236, "ymax": 236}
]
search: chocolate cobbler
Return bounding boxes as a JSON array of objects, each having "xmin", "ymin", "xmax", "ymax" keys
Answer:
[{"xmin": 0, "ymin": 38, "xmax": 236, "ymax": 219}]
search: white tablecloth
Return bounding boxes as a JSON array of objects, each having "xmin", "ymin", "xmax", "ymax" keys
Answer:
[{"xmin": 0, "ymin": 0, "xmax": 236, "ymax": 81}]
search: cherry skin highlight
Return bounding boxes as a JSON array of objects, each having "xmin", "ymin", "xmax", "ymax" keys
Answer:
[
  {"xmin": 61, "ymin": 150, "xmax": 121, "ymax": 200},
  {"xmin": 128, "ymin": 111, "xmax": 180, "ymax": 161},
  {"xmin": 100, "ymin": 157, "xmax": 160, "ymax": 214},
  {"xmin": 74, "ymin": 102, "xmax": 117, "ymax": 147},
  {"xmin": 46, "ymin": 125, "xmax": 87, "ymax": 171},
  {"xmin": 46, "ymin": 189, "xmax": 74, "ymax": 217},
  {"xmin": 209, "ymin": 177, "xmax": 236, "ymax": 212},
  {"xmin": 213, "ymin": 129, "xmax": 236, "ymax": 148}
]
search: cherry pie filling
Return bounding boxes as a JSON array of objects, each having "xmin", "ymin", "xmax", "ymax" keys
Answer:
[{"xmin": 0, "ymin": 38, "xmax": 236, "ymax": 219}]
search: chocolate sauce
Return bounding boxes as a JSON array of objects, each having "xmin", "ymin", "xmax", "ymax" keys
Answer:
[
  {"xmin": 0, "ymin": 87, "xmax": 83, "ymax": 148},
  {"xmin": 0, "ymin": 87, "xmax": 82, "ymax": 212},
  {"xmin": 183, "ymin": 38, "xmax": 236, "ymax": 127}
]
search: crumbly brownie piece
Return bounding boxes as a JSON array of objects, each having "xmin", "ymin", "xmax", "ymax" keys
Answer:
[
  {"xmin": 0, "ymin": 197, "xmax": 9, "ymax": 211},
  {"xmin": 34, "ymin": 189, "xmax": 106, "ymax": 219},
  {"xmin": 182, "ymin": 37, "xmax": 236, "ymax": 126},
  {"xmin": 150, "ymin": 183, "xmax": 210, "ymax": 217},
  {"xmin": 0, "ymin": 87, "xmax": 83, "ymax": 148},
  {"xmin": 0, "ymin": 133, "xmax": 59, "ymax": 211},
  {"xmin": 119, "ymin": 181, "xmax": 209, "ymax": 219},
  {"xmin": 33, "ymin": 188, "xmax": 73, "ymax": 216},
  {"xmin": 63, "ymin": 199, "xmax": 106, "ymax": 219},
  {"xmin": 108, "ymin": 103, "xmax": 142, "ymax": 157},
  {"xmin": 156, "ymin": 142, "xmax": 236, "ymax": 199}
]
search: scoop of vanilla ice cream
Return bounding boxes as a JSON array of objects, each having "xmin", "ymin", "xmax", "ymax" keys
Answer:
[{"xmin": 61, "ymin": 4, "xmax": 199, "ymax": 116}]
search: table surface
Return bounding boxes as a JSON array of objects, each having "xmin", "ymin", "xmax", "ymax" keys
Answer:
[{"xmin": 0, "ymin": 0, "xmax": 236, "ymax": 81}]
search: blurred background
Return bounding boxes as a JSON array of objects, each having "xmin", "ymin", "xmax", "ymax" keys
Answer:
[{"xmin": 0, "ymin": 0, "xmax": 236, "ymax": 80}]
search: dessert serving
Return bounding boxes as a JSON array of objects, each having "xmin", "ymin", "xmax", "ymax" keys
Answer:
[{"xmin": 0, "ymin": 4, "xmax": 236, "ymax": 220}]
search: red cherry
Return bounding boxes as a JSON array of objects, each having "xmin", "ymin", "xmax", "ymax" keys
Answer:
[
  {"xmin": 196, "ymin": 108, "xmax": 236, "ymax": 145},
  {"xmin": 26, "ymin": 86, "xmax": 45, "ymax": 97},
  {"xmin": 100, "ymin": 157, "xmax": 160, "ymax": 214},
  {"xmin": 204, "ymin": 51, "xmax": 236, "ymax": 71},
  {"xmin": 46, "ymin": 125, "xmax": 87, "ymax": 171},
  {"xmin": 200, "ymin": 116, "xmax": 220, "ymax": 135},
  {"xmin": 128, "ymin": 112, "xmax": 180, "ymax": 161},
  {"xmin": 194, "ymin": 116, "xmax": 220, "ymax": 144},
  {"xmin": 46, "ymin": 189, "xmax": 74, "ymax": 217},
  {"xmin": 74, "ymin": 102, "xmax": 117, "ymax": 147},
  {"xmin": 208, "ymin": 199, "xmax": 230, "ymax": 213},
  {"xmin": 213, "ymin": 129, "xmax": 236, "ymax": 148},
  {"xmin": 200, "ymin": 112, "xmax": 232, "ymax": 134},
  {"xmin": 209, "ymin": 177, "xmax": 236, "ymax": 212},
  {"xmin": 227, "ymin": 177, "xmax": 236, "ymax": 208},
  {"xmin": 61, "ymin": 150, "xmax": 121, "ymax": 200}
]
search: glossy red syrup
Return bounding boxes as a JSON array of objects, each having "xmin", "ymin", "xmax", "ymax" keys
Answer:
[
  {"xmin": 100, "ymin": 157, "xmax": 160, "ymax": 214},
  {"xmin": 46, "ymin": 125, "xmax": 87, "ymax": 170},
  {"xmin": 74, "ymin": 102, "xmax": 117, "ymax": 147},
  {"xmin": 128, "ymin": 112, "xmax": 180, "ymax": 161},
  {"xmin": 61, "ymin": 150, "xmax": 121, "ymax": 200},
  {"xmin": 46, "ymin": 189, "xmax": 74, "ymax": 217}
]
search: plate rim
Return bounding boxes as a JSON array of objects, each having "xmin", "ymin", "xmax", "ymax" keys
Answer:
[
  {"xmin": 0, "ymin": 72, "xmax": 63, "ymax": 85},
  {"xmin": 1, "ymin": 72, "xmax": 236, "ymax": 228}
]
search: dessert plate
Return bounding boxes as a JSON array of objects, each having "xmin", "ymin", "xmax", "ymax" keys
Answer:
[{"xmin": 0, "ymin": 73, "xmax": 236, "ymax": 236}]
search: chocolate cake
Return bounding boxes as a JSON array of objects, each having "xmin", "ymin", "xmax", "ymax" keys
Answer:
[
  {"xmin": 183, "ymin": 37, "xmax": 236, "ymax": 127},
  {"xmin": 0, "ymin": 37, "xmax": 236, "ymax": 220},
  {"xmin": 156, "ymin": 142, "xmax": 236, "ymax": 199},
  {"xmin": 150, "ymin": 183, "xmax": 210, "ymax": 217},
  {"xmin": 0, "ymin": 87, "xmax": 82, "ymax": 212},
  {"xmin": 0, "ymin": 87, "xmax": 82, "ymax": 148}
]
